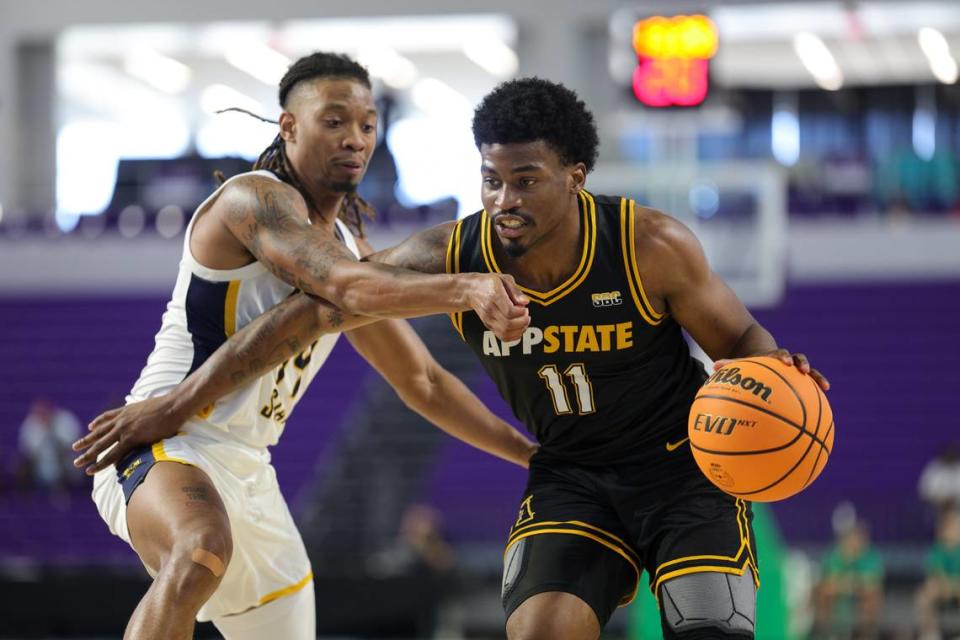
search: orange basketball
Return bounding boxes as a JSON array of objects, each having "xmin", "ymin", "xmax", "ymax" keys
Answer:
[{"xmin": 688, "ymin": 356, "xmax": 834, "ymax": 502}]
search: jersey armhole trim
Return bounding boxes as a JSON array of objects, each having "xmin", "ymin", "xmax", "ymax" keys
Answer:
[
  {"xmin": 224, "ymin": 280, "xmax": 241, "ymax": 337},
  {"xmin": 445, "ymin": 221, "xmax": 465, "ymax": 340},
  {"xmin": 620, "ymin": 198, "xmax": 666, "ymax": 326}
]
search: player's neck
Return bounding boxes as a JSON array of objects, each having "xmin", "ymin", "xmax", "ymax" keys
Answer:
[
  {"xmin": 496, "ymin": 200, "xmax": 582, "ymax": 292},
  {"xmin": 305, "ymin": 190, "xmax": 347, "ymax": 233}
]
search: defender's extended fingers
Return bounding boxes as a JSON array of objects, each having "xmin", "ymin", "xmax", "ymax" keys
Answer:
[
  {"xmin": 87, "ymin": 407, "xmax": 122, "ymax": 432},
  {"xmin": 73, "ymin": 419, "xmax": 116, "ymax": 451},
  {"xmin": 86, "ymin": 443, "xmax": 132, "ymax": 476},
  {"xmin": 73, "ymin": 425, "xmax": 120, "ymax": 470}
]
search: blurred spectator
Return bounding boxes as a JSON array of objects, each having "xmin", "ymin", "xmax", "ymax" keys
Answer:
[
  {"xmin": 916, "ymin": 508, "xmax": 960, "ymax": 640},
  {"xmin": 16, "ymin": 399, "xmax": 81, "ymax": 500},
  {"xmin": 369, "ymin": 504, "xmax": 455, "ymax": 637},
  {"xmin": 813, "ymin": 519, "xmax": 884, "ymax": 639},
  {"xmin": 919, "ymin": 444, "xmax": 960, "ymax": 515}
]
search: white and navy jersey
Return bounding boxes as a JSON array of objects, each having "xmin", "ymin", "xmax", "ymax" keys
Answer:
[{"xmin": 127, "ymin": 170, "xmax": 360, "ymax": 450}]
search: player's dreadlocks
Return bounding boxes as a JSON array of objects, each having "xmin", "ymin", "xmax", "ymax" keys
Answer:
[
  {"xmin": 219, "ymin": 52, "xmax": 375, "ymax": 237},
  {"xmin": 472, "ymin": 77, "xmax": 599, "ymax": 173}
]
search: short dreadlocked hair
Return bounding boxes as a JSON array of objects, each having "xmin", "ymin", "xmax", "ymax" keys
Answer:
[
  {"xmin": 277, "ymin": 52, "xmax": 371, "ymax": 107},
  {"xmin": 252, "ymin": 52, "xmax": 374, "ymax": 237},
  {"xmin": 472, "ymin": 78, "xmax": 599, "ymax": 173}
]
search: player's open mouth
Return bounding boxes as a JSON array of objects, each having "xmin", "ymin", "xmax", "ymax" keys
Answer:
[{"xmin": 495, "ymin": 215, "xmax": 529, "ymax": 239}]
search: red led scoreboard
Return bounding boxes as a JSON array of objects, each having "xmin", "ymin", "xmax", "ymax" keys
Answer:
[{"xmin": 632, "ymin": 14, "xmax": 718, "ymax": 107}]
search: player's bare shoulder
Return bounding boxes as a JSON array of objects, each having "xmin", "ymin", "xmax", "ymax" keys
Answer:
[
  {"xmin": 631, "ymin": 204, "xmax": 710, "ymax": 296},
  {"xmin": 212, "ymin": 173, "xmax": 310, "ymax": 229}
]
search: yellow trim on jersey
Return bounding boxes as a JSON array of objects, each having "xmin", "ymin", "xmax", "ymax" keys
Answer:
[
  {"xmin": 257, "ymin": 571, "xmax": 314, "ymax": 606},
  {"xmin": 150, "ymin": 441, "xmax": 192, "ymax": 467},
  {"xmin": 445, "ymin": 221, "xmax": 465, "ymax": 339},
  {"xmin": 619, "ymin": 199, "xmax": 665, "ymax": 326},
  {"xmin": 505, "ymin": 528, "xmax": 640, "ymax": 607},
  {"xmin": 480, "ymin": 191, "xmax": 597, "ymax": 306},
  {"xmin": 224, "ymin": 280, "xmax": 241, "ymax": 337}
]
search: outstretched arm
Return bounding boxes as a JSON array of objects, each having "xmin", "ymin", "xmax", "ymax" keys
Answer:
[
  {"xmin": 219, "ymin": 176, "xmax": 527, "ymax": 332},
  {"xmin": 74, "ymin": 223, "xmax": 525, "ymax": 473},
  {"xmin": 347, "ymin": 319, "xmax": 536, "ymax": 467}
]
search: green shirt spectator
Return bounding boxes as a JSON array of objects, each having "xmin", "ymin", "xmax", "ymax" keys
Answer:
[
  {"xmin": 926, "ymin": 543, "xmax": 960, "ymax": 580},
  {"xmin": 916, "ymin": 508, "xmax": 960, "ymax": 637},
  {"xmin": 814, "ymin": 521, "xmax": 884, "ymax": 637},
  {"xmin": 823, "ymin": 544, "xmax": 884, "ymax": 587}
]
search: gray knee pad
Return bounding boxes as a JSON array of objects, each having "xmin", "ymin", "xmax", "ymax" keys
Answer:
[{"xmin": 660, "ymin": 571, "xmax": 756, "ymax": 635}]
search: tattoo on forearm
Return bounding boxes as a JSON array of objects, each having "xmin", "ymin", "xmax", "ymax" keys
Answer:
[
  {"xmin": 229, "ymin": 179, "xmax": 358, "ymax": 297},
  {"xmin": 220, "ymin": 298, "xmax": 314, "ymax": 388}
]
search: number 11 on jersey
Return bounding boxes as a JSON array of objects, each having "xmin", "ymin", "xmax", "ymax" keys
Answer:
[{"xmin": 538, "ymin": 363, "xmax": 596, "ymax": 415}]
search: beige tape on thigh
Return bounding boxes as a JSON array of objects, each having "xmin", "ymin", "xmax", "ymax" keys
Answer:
[{"xmin": 191, "ymin": 548, "xmax": 225, "ymax": 577}]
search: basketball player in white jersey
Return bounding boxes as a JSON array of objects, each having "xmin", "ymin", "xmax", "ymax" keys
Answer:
[{"xmin": 81, "ymin": 52, "xmax": 534, "ymax": 640}]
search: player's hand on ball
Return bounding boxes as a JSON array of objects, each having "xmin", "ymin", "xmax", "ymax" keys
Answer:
[
  {"xmin": 71, "ymin": 397, "xmax": 186, "ymax": 475},
  {"xmin": 713, "ymin": 348, "xmax": 830, "ymax": 391},
  {"xmin": 469, "ymin": 273, "xmax": 530, "ymax": 342}
]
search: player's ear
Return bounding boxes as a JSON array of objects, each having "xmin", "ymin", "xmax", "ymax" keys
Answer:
[
  {"xmin": 568, "ymin": 163, "xmax": 586, "ymax": 194},
  {"xmin": 279, "ymin": 111, "xmax": 297, "ymax": 144}
]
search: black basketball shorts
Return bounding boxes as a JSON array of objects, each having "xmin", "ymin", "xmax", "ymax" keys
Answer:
[{"xmin": 501, "ymin": 447, "xmax": 758, "ymax": 628}]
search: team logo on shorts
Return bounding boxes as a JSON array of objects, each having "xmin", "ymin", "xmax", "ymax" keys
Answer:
[
  {"xmin": 514, "ymin": 495, "xmax": 535, "ymax": 528},
  {"xmin": 591, "ymin": 291, "xmax": 623, "ymax": 307},
  {"xmin": 122, "ymin": 458, "xmax": 143, "ymax": 480}
]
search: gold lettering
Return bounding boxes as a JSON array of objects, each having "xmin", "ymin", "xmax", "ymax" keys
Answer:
[
  {"xmin": 543, "ymin": 327, "xmax": 560, "ymax": 354},
  {"xmin": 596, "ymin": 324, "xmax": 615, "ymax": 351},
  {"xmin": 616, "ymin": 321, "xmax": 634, "ymax": 349},
  {"xmin": 575, "ymin": 325, "xmax": 600, "ymax": 352},
  {"xmin": 560, "ymin": 325, "xmax": 578, "ymax": 352}
]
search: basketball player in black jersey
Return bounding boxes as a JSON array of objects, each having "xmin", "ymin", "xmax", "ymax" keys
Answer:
[{"xmin": 77, "ymin": 78, "xmax": 828, "ymax": 639}]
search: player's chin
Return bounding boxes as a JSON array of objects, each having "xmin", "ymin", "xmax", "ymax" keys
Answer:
[
  {"xmin": 328, "ymin": 179, "xmax": 361, "ymax": 194},
  {"xmin": 502, "ymin": 238, "xmax": 529, "ymax": 258}
]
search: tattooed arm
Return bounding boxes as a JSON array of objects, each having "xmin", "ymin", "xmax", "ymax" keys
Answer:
[
  {"xmin": 73, "ymin": 222, "xmax": 529, "ymax": 474},
  {"xmin": 72, "ymin": 293, "xmax": 379, "ymax": 474},
  {"xmin": 217, "ymin": 176, "xmax": 528, "ymax": 335}
]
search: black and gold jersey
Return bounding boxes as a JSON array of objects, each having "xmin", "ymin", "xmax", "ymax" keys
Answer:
[{"xmin": 446, "ymin": 191, "xmax": 707, "ymax": 466}]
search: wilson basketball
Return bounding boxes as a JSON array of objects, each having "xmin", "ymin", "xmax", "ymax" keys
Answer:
[{"xmin": 688, "ymin": 356, "xmax": 834, "ymax": 502}]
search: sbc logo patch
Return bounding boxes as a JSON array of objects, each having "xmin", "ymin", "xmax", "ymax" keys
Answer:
[{"xmin": 591, "ymin": 291, "xmax": 622, "ymax": 307}]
